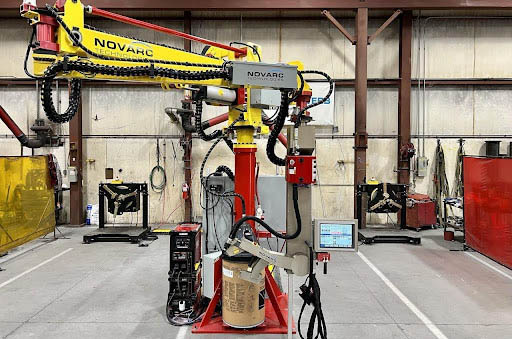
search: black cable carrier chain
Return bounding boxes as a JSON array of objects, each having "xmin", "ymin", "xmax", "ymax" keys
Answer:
[
  {"xmin": 41, "ymin": 5, "xmax": 231, "ymax": 123},
  {"xmin": 41, "ymin": 59, "xmax": 230, "ymax": 123}
]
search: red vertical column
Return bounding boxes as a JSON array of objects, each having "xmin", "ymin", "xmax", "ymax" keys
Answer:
[{"xmin": 234, "ymin": 148, "xmax": 256, "ymax": 232}]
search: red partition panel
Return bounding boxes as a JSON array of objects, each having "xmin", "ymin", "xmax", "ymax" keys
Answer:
[{"xmin": 464, "ymin": 156, "xmax": 512, "ymax": 269}]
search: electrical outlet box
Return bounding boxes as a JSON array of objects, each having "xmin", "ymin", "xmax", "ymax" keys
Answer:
[
  {"xmin": 105, "ymin": 168, "xmax": 114, "ymax": 179},
  {"xmin": 417, "ymin": 157, "xmax": 429, "ymax": 177},
  {"xmin": 68, "ymin": 166, "xmax": 78, "ymax": 183}
]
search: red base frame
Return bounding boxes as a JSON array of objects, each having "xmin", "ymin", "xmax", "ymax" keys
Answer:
[{"xmin": 192, "ymin": 267, "xmax": 295, "ymax": 335}]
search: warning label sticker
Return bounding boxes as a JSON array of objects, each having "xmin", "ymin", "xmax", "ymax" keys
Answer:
[{"xmin": 223, "ymin": 267, "xmax": 233, "ymax": 278}]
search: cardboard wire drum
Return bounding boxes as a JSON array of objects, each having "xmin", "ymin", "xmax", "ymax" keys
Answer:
[{"xmin": 222, "ymin": 253, "xmax": 265, "ymax": 328}]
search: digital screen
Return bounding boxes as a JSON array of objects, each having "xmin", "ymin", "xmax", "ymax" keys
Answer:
[{"xmin": 319, "ymin": 223, "xmax": 354, "ymax": 249}]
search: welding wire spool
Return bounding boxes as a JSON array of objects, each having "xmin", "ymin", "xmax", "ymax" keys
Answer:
[{"xmin": 221, "ymin": 253, "xmax": 265, "ymax": 329}]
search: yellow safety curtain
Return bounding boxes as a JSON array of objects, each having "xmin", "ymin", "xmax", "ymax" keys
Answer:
[{"xmin": 0, "ymin": 156, "xmax": 55, "ymax": 253}]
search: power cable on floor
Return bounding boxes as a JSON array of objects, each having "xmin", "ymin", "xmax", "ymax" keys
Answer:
[{"xmin": 298, "ymin": 247, "xmax": 327, "ymax": 339}]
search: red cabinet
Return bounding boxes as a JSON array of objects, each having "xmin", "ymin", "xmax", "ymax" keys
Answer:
[{"xmin": 406, "ymin": 194, "xmax": 437, "ymax": 229}]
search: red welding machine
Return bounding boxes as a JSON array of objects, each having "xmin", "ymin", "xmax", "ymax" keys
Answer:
[{"xmin": 406, "ymin": 194, "xmax": 437, "ymax": 230}]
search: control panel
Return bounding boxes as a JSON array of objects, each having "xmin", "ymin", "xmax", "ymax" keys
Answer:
[{"xmin": 285, "ymin": 155, "xmax": 317, "ymax": 184}]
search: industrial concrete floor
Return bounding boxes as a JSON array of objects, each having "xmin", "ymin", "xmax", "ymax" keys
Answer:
[{"xmin": 1, "ymin": 226, "xmax": 512, "ymax": 339}]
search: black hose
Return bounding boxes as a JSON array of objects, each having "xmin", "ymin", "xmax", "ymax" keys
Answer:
[
  {"xmin": 266, "ymin": 90, "xmax": 290, "ymax": 166},
  {"xmin": 298, "ymin": 247, "xmax": 327, "ymax": 339},
  {"xmin": 228, "ymin": 184, "xmax": 301, "ymax": 240},
  {"xmin": 292, "ymin": 183, "xmax": 302, "ymax": 235},
  {"xmin": 195, "ymin": 101, "xmax": 222, "ymax": 141},
  {"xmin": 24, "ymin": 27, "xmax": 45, "ymax": 80},
  {"xmin": 223, "ymin": 137, "xmax": 234, "ymax": 153},
  {"xmin": 215, "ymin": 165, "xmax": 234, "ymax": 181},
  {"xmin": 289, "ymin": 71, "xmax": 305, "ymax": 103},
  {"xmin": 229, "ymin": 42, "xmax": 262, "ymax": 62},
  {"xmin": 294, "ymin": 70, "xmax": 334, "ymax": 128},
  {"xmin": 199, "ymin": 114, "xmax": 246, "ymax": 215},
  {"xmin": 23, "ymin": 26, "xmax": 56, "ymax": 81}
]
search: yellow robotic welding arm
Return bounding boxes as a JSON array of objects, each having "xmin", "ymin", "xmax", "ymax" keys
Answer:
[{"xmin": 20, "ymin": 0, "xmax": 308, "ymax": 132}]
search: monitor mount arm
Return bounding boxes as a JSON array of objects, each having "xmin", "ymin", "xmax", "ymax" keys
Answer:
[{"xmin": 225, "ymin": 237, "xmax": 309, "ymax": 284}]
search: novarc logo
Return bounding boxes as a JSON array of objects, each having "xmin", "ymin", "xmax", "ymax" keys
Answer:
[
  {"xmin": 247, "ymin": 71, "xmax": 284, "ymax": 78},
  {"xmin": 94, "ymin": 38, "xmax": 154, "ymax": 57}
]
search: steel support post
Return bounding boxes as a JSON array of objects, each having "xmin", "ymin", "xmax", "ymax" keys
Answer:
[
  {"xmin": 183, "ymin": 11, "xmax": 193, "ymax": 222},
  {"xmin": 398, "ymin": 11, "xmax": 412, "ymax": 186},
  {"xmin": 354, "ymin": 8, "xmax": 368, "ymax": 226},
  {"xmin": 69, "ymin": 84, "xmax": 83, "ymax": 226}
]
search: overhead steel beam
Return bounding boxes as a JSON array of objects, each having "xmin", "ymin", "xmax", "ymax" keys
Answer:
[
  {"xmin": 2, "ymin": 0, "xmax": 512, "ymax": 9},
  {"xmin": 321, "ymin": 10, "xmax": 356, "ymax": 44},
  {"xmin": 354, "ymin": 8, "xmax": 368, "ymax": 226},
  {"xmin": 397, "ymin": 11, "xmax": 412, "ymax": 187}
]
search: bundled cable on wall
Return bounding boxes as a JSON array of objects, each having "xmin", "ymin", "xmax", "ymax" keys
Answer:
[{"xmin": 150, "ymin": 138, "xmax": 167, "ymax": 193}]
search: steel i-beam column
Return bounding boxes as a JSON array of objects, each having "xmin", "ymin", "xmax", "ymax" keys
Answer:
[
  {"xmin": 398, "ymin": 11, "xmax": 413, "ymax": 186},
  {"xmin": 354, "ymin": 8, "xmax": 368, "ymax": 227},
  {"xmin": 182, "ymin": 11, "xmax": 193, "ymax": 222},
  {"xmin": 69, "ymin": 84, "xmax": 84, "ymax": 226}
]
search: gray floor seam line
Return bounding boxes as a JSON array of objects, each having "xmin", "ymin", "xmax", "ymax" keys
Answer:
[
  {"xmin": 0, "ymin": 239, "xmax": 57, "ymax": 266},
  {"xmin": 4, "ymin": 270, "xmax": 94, "ymax": 339}
]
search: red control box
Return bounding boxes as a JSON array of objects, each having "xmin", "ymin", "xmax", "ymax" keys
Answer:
[{"xmin": 285, "ymin": 155, "xmax": 317, "ymax": 184}]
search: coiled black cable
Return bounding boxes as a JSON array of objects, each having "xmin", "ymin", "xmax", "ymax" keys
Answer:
[
  {"xmin": 228, "ymin": 184, "xmax": 301, "ymax": 240},
  {"xmin": 149, "ymin": 139, "xmax": 167, "ymax": 193},
  {"xmin": 195, "ymin": 101, "xmax": 222, "ymax": 141},
  {"xmin": 266, "ymin": 90, "xmax": 290, "ymax": 166},
  {"xmin": 150, "ymin": 165, "xmax": 167, "ymax": 192}
]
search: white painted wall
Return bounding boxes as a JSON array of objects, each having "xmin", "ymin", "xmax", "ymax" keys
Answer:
[{"xmin": 1, "ymin": 15, "xmax": 511, "ymax": 225}]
